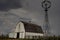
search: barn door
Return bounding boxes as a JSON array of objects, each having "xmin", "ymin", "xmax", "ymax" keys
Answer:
[{"xmin": 17, "ymin": 32, "xmax": 19, "ymax": 38}]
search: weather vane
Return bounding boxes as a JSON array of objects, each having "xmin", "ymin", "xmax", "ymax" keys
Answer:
[{"xmin": 41, "ymin": 0, "xmax": 51, "ymax": 36}]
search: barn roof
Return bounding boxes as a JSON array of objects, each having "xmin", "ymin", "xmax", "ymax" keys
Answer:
[{"xmin": 21, "ymin": 21, "xmax": 44, "ymax": 33}]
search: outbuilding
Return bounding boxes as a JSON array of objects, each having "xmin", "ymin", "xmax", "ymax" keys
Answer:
[{"xmin": 9, "ymin": 21, "xmax": 44, "ymax": 39}]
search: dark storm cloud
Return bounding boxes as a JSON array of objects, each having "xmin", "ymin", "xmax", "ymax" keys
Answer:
[
  {"xmin": 0, "ymin": 0, "xmax": 60, "ymax": 36},
  {"xmin": 9, "ymin": 0, "xmax": 60, "ymax": 36},
  {"xmin": 0, "ymin": 12, "xmax": 32, "ymax": 34},
  {"xmin": 0, "ymin": 0, "xmax": 22, "ymax": 11},
  {"xmin": 0, "ymin": 12, "xmax": 19, "ymax": 34}
]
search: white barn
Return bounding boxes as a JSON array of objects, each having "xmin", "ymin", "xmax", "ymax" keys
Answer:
[{"xmin": 9, "ymin": 21, "xmax": 44, "ymax": 39}]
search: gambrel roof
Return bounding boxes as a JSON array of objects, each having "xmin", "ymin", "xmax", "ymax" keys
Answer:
[{"xmin": 21, "ymin": 21, "xmax": 44, "ymax": 33}]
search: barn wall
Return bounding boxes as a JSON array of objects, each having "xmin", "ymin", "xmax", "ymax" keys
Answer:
[
  {"xmin": 25, "ymin": 32, "xmax": 44, "ymax": 36},
  {"xmin": 9, "ymin": 33, "xmax": 17, "ymax": 38},
  {"xmin": 15, "ymin": 22, "xmax": 25, "ymax": 32},
  {"xmin": 9, "ymin": 22, "xmax": 25, "ymax": 38},
  {"xmin": 25, "ymin": 32, "xmax": 44, "ymax": 39}
]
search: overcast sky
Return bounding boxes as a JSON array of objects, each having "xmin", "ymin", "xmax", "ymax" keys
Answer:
[{"xmin": 0, "ymin": 0, "xmax": 60, "ymax": 36}]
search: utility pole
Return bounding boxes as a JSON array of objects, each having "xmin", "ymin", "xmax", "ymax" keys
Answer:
[{"xmin": 41, "ymin": 0, "xmax": 51, "ymax": 36}]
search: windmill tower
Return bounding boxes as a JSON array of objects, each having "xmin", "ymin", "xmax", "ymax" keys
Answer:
[{"xmin": 41, "ymin": 0, "xmax": 51, "ymax": 36}]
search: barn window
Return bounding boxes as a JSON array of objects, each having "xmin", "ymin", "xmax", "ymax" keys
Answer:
[
  {"xmin": 25, "ymin": 36, "xmax": 28, "ymax": 39},
  {"xmin": 25, "ymin": 36, "xmax": 30, "ymax": 39},
  {"xmin": 32, "ymin": 36, "xmax": 34, "ymax": 39}
]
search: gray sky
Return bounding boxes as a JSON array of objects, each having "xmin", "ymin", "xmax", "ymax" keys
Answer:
[{"xmin": 0, "ymin": 0, "xmax": 60, "ymax": 36}]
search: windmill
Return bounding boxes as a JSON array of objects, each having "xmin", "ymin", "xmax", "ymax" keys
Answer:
[{"xmin": 41, "ymin": 0, "xmax": 51, "ymax": 36}]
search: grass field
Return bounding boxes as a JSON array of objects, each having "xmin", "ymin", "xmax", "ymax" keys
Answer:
[
  {"xmin": 0, "ymin": 37, "xmax": 60, "ymax": 40},
  {"xmin": 0, "ymin": 35, "xmax": 60, "ymax": 40}
]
